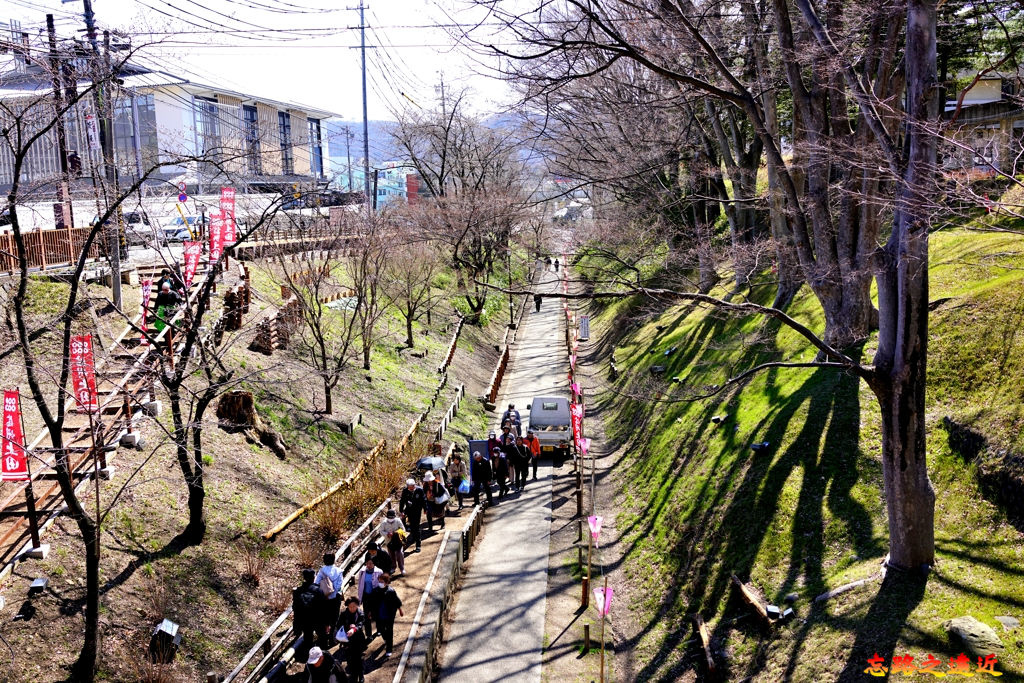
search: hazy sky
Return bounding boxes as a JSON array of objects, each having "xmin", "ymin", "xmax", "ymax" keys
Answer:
[{"xmin": 1, "ymin": 0, "xmax": 515, "ymax": 122}]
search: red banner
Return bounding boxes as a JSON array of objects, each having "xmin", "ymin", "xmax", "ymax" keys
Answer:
[
  {"xmin": 570, "ymin": 402, "xmax": 584, "ymax": 446},
  {"xmin": 141, "ymin": 279, "xmax": 153, "ymax": 342},
  {"xmin": 209, "ymin": 209, "xmax": 225, "ymax": 263},
  {"xmin": 220, "ymin": 187, "xmax": 237, "ymax": 244},
  {"xmin": 183, "ymin": 241, "xmax": 202, "ymax": 289},
  {"xmin": 70, "ymin": 334, "xmax": 98, "ymax": 413},
  {"xmin": 2, "ymin": 390, "xmax": 29, "ymax": 481}
]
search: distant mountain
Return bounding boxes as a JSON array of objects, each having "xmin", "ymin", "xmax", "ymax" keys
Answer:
[{"xmin": 323, "ymin": 119, "xmax": 402, "ymax": 165}]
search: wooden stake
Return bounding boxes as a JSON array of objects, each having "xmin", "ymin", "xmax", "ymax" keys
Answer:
[
  {"xmin": 583, "ymin": 623, "xmax": 590, "ymax": 653},
  {"xmin": 693, "ymin": 614, "xmax": 716, "ymax": 674},
  {"xmin": 599, "ymin": 574, "xmax": 607, "ymax": 682}
]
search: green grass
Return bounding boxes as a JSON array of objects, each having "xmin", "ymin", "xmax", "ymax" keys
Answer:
[{"xmin": 590, "ymin": 229, "xmax": 1024, "ymax": 681}]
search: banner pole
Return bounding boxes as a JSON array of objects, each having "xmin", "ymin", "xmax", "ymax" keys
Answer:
[{"xmin": 18, "ymin": 391, "xmax": 42, "ymax": 549}]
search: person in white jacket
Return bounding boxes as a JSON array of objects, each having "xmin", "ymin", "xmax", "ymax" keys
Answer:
[
  {"xmin": 377, "ymin": 508, "xmax": 406, "ymax": 575},
  {"xmin": 354, "ymin": 558, "xmax": 384, "ymax": 639}
]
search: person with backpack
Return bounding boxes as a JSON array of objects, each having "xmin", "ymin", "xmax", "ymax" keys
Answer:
[
  {"xmin": 292, "ymin": 568, "xmax": 322, "ymax": 658},
  {"xmin": 399, "ymin": 479, "xmax": 426, "ymax": 552},
  {"xmin": 338, "ymin": 597, "xmax": 367, "ymax": 683},
  {"xmin": 422, "ymin": 471, "xmax": 449, "ymax": 530},
  {"xmin": 305, "ymin": 646, "xmax": 341, "ymax": 683},
  {"xmin": 355, "ymin": 557, "xmax": 384, "ymax": 640},
  {"xmin": 373, "ymin": 573, "xmax": 404, "ymax": 657},
  {"xmin": 377, "ymin": 509, "xmax": 406, "ymax": 575},
  {"xmin": 365, "ymin": 541, "xmax": 392, "ymax": 576},
  {"xmin": 314, "ymin": 553, "xmax": 344, "ymax": 645},
  {"xmin": 534, "ymin": 293, "xmax": 543, "ymax": 312}
]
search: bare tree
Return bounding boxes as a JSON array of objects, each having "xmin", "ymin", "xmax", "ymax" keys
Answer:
[
  {"xmin": 382, "ymin": 227, "xmax": 446, "ymax": 348},
  {"xmin": 348, "ymin": 214, "xmax": 391, "ymax": 370}
]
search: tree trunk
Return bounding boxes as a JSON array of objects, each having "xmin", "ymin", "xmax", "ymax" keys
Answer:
[
  {"xmin": 362, "ymin": 341, "xmax": 371, "ymax": 370},
  {"xmin": 324, "ymin": 380, "xmax": 334, "ymax": 414},
  {"xmin": 71, "ymin": 523, "xmax": 101, "ymax": 681},
  {"xmin": 406, "ymin": 315, "xmax": 415, "ymax": 348},
  {"xmin": 185, "ymin": 471, "xmax": 207, "ymax": 542},
  {"xmin": 868, "ymin": 0, "xmax": 937, "ymax": 571}
]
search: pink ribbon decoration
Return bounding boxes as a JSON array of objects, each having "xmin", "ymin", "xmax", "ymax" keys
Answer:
[
  {"xmin": 580, "ymin": 437, "xmax": 591, "ymax": 455},
  {"xmin": 570, "ymin": 354, "xmax": 577, "ymax": 370},
  {"xmin": 588, "ymin": 515, "xmax": 603, "ymax": 538},
  {"xmin": 571, "ymin": 382, "xmax": 580, "ymax": 397},
  {"xmin": 594, "ymin": 587, "xmax": 614, "ymax": 616}
]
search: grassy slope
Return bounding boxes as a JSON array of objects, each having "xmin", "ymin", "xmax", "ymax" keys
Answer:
[{"xmin": 589, "ymin": 230, "xmax": 1024, "ymax": 681}]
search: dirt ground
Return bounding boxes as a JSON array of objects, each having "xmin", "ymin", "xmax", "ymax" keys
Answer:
[{"xmin": 0, "ymin": 263, "xmax": 507, "ymax": 682}]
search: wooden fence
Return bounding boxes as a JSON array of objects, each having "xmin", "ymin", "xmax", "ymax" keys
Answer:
[
  {"xmin": 0, "ymin": 226, "xmax": 103, "ymax": 273},
  {"xmin": 437, "ymin": 317, "xmax": 465, "ymax": 374},
  {"xmin": 433, "ymin": 384, "xmax": 465, "ymax": 442}
]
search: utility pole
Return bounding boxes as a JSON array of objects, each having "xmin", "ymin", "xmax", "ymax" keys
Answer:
[
  {"xmin": 77, "ymin": 0, "xmax": 122, "ymax": 307},
  {"xmin": 46, "ymin": 15, "xmax": 74, "ymax": 231},
  {"xmin": 344, "ymin": 126, "xmax": 354, "ymax": 192},
  {"xmin": 359, "ymin": 1, "xmax": 371, "ymax": 218}
]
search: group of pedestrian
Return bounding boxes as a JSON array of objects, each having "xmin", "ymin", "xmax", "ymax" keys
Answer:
[
  {"xmin": 291, "ymin": 550, "xmax": 406, "ymax": 682},
  {"xmin": 468, "ymin": 403, "xmax": 541, "ymax": 506},
  {"xmin": 398, "ymin": 472, "xmax": 449, "ymax": 552}
]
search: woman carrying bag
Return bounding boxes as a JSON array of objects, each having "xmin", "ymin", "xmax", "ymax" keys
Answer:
[
  {"xmin": 422, "ymin": 471, "xmax": 450, "ymax": 529},
  {"xmin": 377, "ymin": 508, "xmax": 406, "ymax": 575},
  {"xmin": 449, "ymin": 453, "xmax": 469, "ymax": 510}
]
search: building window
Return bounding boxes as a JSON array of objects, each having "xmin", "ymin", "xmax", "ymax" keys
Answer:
[
  {"xmin": 308, "ymin": 117, "xmax": 323, "ymax": 178},
  {"xmin": 278, "ymin": 111, "xmax": 293, "ymax": 175},
  {"xmin": 196, "ymin": 97, "xmax": 221, "ymax": 159},
  {"xmin": 112, "ymin": 94, "xmax": 157, "ymax": 179},
  {"xmin": 243, "ymin": 105, "xmax": 261, "ymax": 175}
]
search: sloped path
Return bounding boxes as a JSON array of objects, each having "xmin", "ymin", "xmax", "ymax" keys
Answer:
[{"xmin": 439, "ymin": 268, "xmax": 567, "ymax": 683}]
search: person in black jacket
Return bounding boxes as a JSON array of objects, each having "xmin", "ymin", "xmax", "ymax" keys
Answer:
[
  {"xmin": 373, "ymin": 573, "xmax": 404, "ymax": 657},
  {"xmin": 493, "ymin": 449, "xmax": 511, "ymax": 498},
  {"xmin": 471, "ymin": 451, "xmax": 493, "ymax": 506},
  {"xmin": 338, "ymin": 597, "xmax": 367, "ymax": 683},
  {"xmin": 501, "ymin": 404, "xmax": 522, "ymax": 435},
  {"xmin": 399, "ymin": 479, "xmax": 426, "ymax": 552},
  {"xmin": 508, "ymin": 435, "xmax": 531, "ymax": 492},
  {"xmin": 291, "ymin": 568, "xmax": 321, "ymax": 658}
]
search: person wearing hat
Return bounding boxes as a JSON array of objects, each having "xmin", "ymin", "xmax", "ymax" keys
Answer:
[
  {"xmin": 501, "ymin": 403, "xmax": 521, "ymax": 435},
  {"xmin": 448, "ymin": 453, "xmax": 468, "ymax": 510},
  {"xmin": 304, "ymin": 645, "xmax": 339, "ymax": 683},
  {"xmin": 365, "ymin": 540, "xmax": 392, "ymax": 576},
  {"xmin": 292, "ymin": 568, "xmax": 322, "ymax": 659},
  {"xmin": 524, "ymin": 430, "xmax": 542, "ymax": 480},
  {"xmin": 399, "ymin": 478, "xmax": 426, "ymax": 552},
  {"xmin": 422, "ymin": 471, "xmax": 448, "ymax": 530},
  {"xmin": 471, "ymin": 451, "xmax": 493, "ymax": 506},
  {"xmin": 376, "ymin": 508, "xmax": 406, "ymax": 574},
  {"xmin": 338, "ymin": 597, "xmax": 367, "ymax": 682}
]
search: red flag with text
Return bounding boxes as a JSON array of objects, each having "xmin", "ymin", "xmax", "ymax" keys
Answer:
[
  {"xmin": 220, "ymin": 187, "xmax": 236, "ymax": 244},
  {"xmin": 183, "ymin": 241, "xmax": 202, "ymax": 289},
  {"xmin": 2, "ymin": 390, "xmax": 29, "ymax": 481},
  {"xmin": 209, "ymin": 210, "xmax": 225, "ymax": 263},
  {"xmin": 140, "ymin": 279, "xmax": 153, "ymax": 342},
  {"xmin": 570, "ymin": 402, "xmax": 584, "ymax": 446},
  {"xmin": 70, "ymin": 334, "xmax": 98, "ymax": 413}
]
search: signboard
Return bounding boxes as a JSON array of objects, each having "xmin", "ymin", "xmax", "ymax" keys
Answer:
[
  {"xmin": 84, "ymin": 113, "xmax": 100, "ymax": 151},
  {"xmin": 209, "ymin": 209, "xmax": 225, "ymax": 263},
  {"xmin": 579, "ymin": 315, "xmax": 590, "ymax": 341},
  {"xmin": 220, "ymin": 187, "xmax": 236, "ymax": 244},
  {"xmin": 1, "ymin": 390, "xmax": 29, "ymax": 481},
  {"xmin": 570, "ymin": 402, "xmax": 584, "ymax": 446},
  {"xmin": 69, "ymin": 335, "xmax": 98, "ymax": 413},
  {"xmin": 178, "ymin": 193, "xmax": 188, "ymax": 203},
  {"xmin": 182, "ymin": 241, "xmax": 202, "ymax": 289}
]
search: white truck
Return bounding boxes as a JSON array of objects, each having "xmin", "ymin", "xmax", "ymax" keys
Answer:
[{"xmin": 527, "ymin": 396, "xmax": 572, "ymax": 461}]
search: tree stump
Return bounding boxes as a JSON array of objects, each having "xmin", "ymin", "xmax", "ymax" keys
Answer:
[{"xmin": 216, "ymin": 390, "xmax": 289, "ymax": 458}]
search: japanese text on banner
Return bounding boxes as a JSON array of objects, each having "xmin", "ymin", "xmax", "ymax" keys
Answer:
[
  {"xmin": 69, "ymin": 335, "xmax": 98, "ymax": 413},
  {"xmin": 1, "ymin": 390, "xmax": 29, "ymax": 481}
]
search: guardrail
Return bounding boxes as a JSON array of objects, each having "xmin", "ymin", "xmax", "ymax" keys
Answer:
[
  {"xmin": 436, "ymin": 317, "xmax": 465, "ymax": 374},
  {"xmin": 433, "ymin": 384, "xmax": 465, "ymax": 442},
  {"xmin": 484, "ymin": 345, "xmax": 510, "ymax": 408},
  {"xmin": 0, "ymin": 225, "xmax": 103, "ymax": 273}
]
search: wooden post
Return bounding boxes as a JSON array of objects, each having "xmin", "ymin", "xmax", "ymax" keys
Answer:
[
  {"xmin": 583, "ymin": 623, "xmax": 590, "ymax": 653},
  {"xmin": 599, "ymin": 575, "xmax": 608, "ymax": 682},
  {"xmin": 19, "ymin": 395, "xmax": 42, "ymax": 549}
]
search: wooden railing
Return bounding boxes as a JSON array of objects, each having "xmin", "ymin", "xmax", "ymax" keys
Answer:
[{"xmin": 0, "ymin": 227, "xmax": 103, "ymax": 273}]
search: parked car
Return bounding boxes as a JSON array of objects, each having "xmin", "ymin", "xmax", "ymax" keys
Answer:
[
  {"xmin": 527, "ymin": 396, "xmax": 572, "ymax": 460},
  {"xmin": 163, "ymin": 216, "xmax": 197, "ymax": 242},
  {"xmin": 91, "ymin": 211, "xmax": 163, "ymax": 247}
]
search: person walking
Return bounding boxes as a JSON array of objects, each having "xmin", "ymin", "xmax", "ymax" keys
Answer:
[
  {"xmin": 449, "ymin": 453, "xmax": 468, "ymax": 510},
  {"xmin": 153, "ymin": 281, "xmax": 180, "ymax": 349},
  {"xmin": 471, "ymin": 451, "xmax": 493, "ymax": 506},
  {"xmin": 338, "ymin": 597, "xmax": 367, "ymax": 683},
  {"xmin": 493, "ymin": 448, "xmax": 511, "ymax": 498},
  {"xmin": 373, "ymin": 573, "xmax": 404, "ymax": 657},
  {"xmin": 524, "ymin": 430, "xmax": 542, "ymax": 480},
  {"xmin": 377, "ymin": 509, "xmax": 406, "ymax": 575},
  {"xmin": 399, "ymin": 478, "xmax": 426, "ymax": 552},
  {"xmin": 291, "ymin": 568, "xmax": 321, "ymax": 658},
  {"xmin": 510, "ymin": 435, "xmax": 530, "ymax": 491},
  {"xmin": 314, "ymin": 553, "xmax": 344, "ymax": 646},
  {"xmin": 304, "ymin": 646, "xmax": 340, "ymax": 683},
  {"xmin": 355, "ymin": 558, "xmax": 384, "ymax": 640},
  {"xmin": 554, "ymin": 258, "xmax": 560, "ymax": 272},
  {"xmin": 545, "ymin": 256, "xmax": 552, "ymax": 271},
  {"xmin": 365, "ymin": 541, "xmax": 392, "ymax": 576},
  {"xmin": 533, "ymin": 293, "xmax": 542, "ymax": 312},
  {"xmin": 501, "ymin": 404, "xmax": 522, "ymax": 435},
  {"xmin": 422, "ymin": 471, "xmax": 449, "ymax": 530}
]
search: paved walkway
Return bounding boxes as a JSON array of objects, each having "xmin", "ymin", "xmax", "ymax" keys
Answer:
[{"xmin": 439, "ymin": 268, "xmax": 566, "ymax": 683}]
